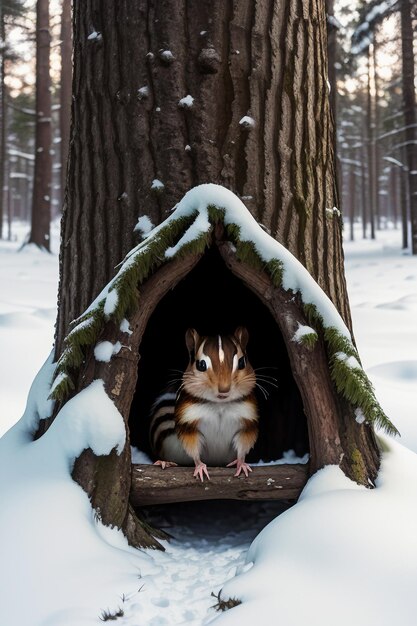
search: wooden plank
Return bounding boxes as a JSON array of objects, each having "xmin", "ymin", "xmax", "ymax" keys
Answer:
[{"xmin": 130, "ymin": 463, "xmax": 309, "ymax": 506}]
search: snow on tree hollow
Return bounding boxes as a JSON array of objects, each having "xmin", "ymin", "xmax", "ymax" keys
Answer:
[
  {"xmin": 85, "ymin": 184, "xmax": 353, "ymax": 337},
  {"xmin": 51, "ymin": 184, "xmax": 396, "ymax": 436}
]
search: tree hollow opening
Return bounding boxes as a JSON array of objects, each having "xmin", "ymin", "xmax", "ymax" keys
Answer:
[{"xmin": 128, "ymin": 247, "xmax": 309, "ymax": 468}]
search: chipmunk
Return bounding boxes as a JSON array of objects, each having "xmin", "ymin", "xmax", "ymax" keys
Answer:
[{"xmin": 150, "ymin": 327, "xmax": 259, "ymax": 481}]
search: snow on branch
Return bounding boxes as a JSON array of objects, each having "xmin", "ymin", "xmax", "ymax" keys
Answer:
[
  {"xmin": 383, "ymin": 156, "xmax": 406, "ymax": 169},
  {"xmin": 351, "ymin": 0, "xmax": 399, "ymax": 55}
]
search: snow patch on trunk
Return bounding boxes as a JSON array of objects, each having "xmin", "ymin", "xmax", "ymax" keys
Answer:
[
  {"xmin": 94, "ymin": 340, "xmax": 122, "ymax": 362},
  {"xmin": 134, "ymin": 215, "xmax": 155, "ymax": 236},
  {"xmin": 120, "ymin": 318, "xmax": 133, "ymax": 335},
  {"xmin": 179, "ymin": 95, "xmax": 194, "ymax": 108},
  {"xmin": 239, "ymin": 115, "xmax": 256, "ymax": 128}
]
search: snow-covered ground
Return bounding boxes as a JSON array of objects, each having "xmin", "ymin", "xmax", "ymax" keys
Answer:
[
  {"xmin": 0, "ymin": 222, "xmax": 59, "ymax": 438},
  {"xmin": 0, "ymin": 221, "xmax": 416, "ymax": 626},
  {"xmin": 344, "ymin": 230, "xmax": 417, "ymax": 450}
]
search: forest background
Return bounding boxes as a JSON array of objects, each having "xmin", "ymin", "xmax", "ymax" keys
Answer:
[{"xmin": 1, "ymin": 0, "xmax": 416, "ymax": 254}]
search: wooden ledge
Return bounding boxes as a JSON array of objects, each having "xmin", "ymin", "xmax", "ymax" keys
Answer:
[{"xmin": 130, "ymin": 463, "xmax": 309, "ymax": 506}]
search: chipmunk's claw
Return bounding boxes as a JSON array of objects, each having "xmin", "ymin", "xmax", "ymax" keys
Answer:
[
  {"xmin": 153, "ymin": 460, "xmax": 178, "ymax": 470},
  {"xmin": 193, "ymin": 462, "xmax": 210, "ymax": 482},
  {"xmin": 227, "ymin": 459, "xmax": 252, "ymax": 477}
]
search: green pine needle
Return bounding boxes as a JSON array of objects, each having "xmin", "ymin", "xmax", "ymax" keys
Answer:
[{"xmin": 299, "ymin": 332, "xmax": 318, "ymax": 350}]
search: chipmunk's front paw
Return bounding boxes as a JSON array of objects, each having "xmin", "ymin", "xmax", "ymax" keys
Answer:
[
  {"xmin": 153, "ymin": 460, "xmax": 178, "ymax": 469},
  {"xmin": 227, "ymin": 459, "xmax": 252, "ymax": 477},
  {"xmin": 193, "ymin": 462, "xmax": 210, "ymax": 482}
]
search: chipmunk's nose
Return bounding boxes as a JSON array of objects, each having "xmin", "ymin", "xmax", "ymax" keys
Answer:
[{"xmin": 218, "ymin": 383, "xmax": 230, "ymax": 395}]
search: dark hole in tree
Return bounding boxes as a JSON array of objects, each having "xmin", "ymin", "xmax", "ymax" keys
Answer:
[{"xmin": 129, "ymin": 247, "xmax": 309, "ymax": 463}]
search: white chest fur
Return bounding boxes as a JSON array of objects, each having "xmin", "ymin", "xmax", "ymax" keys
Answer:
[{"xmin": 179, "ymin": 399, "xmax": 257, "ymax": 465}]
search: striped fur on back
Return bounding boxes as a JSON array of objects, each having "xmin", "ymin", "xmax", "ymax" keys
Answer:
[{"xmin": 149, "ymin": 391, "xmax": 177, "ymax": 458}]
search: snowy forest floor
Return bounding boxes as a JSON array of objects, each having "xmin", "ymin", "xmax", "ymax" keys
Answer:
[
  {"xmin": 0, "ymin": 222, "xmax": 417, "ymax": 626},
  {"xmin": 343, "ymin": 229, "xmax": 417, "ymax": 450}
]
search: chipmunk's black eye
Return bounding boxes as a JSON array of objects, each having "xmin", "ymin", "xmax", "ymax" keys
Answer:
[
  {"xmin": 238, "ymin": 356, "xmax": 246, "ymax": 370},
  {"xmin": 196, "ymin": 360, "xmax": 207, "ymax": 372}
]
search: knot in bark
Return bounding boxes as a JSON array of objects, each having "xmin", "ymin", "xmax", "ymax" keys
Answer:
[{"xmin": 198, "ymin": 47, "xmax": 221, "ymax": 74}]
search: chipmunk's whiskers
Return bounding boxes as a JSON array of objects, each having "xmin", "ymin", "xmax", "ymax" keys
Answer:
[
  {"xmin": 255, "ymin": 376, "xmax": 279, "ymax": 390},
  {"xmin": 255, "ymin": 382, "xmax": 269, "ymax": 400},
  {"xmin": 166, "ymin": 377, "xmax": 184, "ymax": 385}
]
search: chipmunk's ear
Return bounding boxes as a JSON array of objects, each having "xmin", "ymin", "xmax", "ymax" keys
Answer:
[
  {"xmin": 234, "ymin": 326, "xmax": 249, "ymax": 350},
  {"xmin": 185, "ymin": 328, "xmax": 200, "ymax": 361}
]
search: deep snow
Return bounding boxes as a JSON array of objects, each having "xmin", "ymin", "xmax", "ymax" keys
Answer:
[
  {"xmin": 0, "ymin": 222, "xmax": 59, "ymax": 437},
  {"xmin": 343, "ymin": 233, "xmax": 417, "ymax": 451},
  {"xmin": 0, "ymin": 221, "xmax": 416, "ymax": 626}
]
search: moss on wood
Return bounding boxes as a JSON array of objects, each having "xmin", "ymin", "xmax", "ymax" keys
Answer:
[
  {"xmin": 298, "ymin": 331, "xmax": 318, "ymax": 350},
  {"xmin": 303, "ymin": 305, "xmax": 398, "ymax": 436},
  {"xmin": 350, "ymin": 447, "xmax": 367, "ymax": 485}
]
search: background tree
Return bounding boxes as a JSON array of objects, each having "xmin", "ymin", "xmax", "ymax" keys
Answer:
[
  {"xmin": 400, "ymin": 0, "xmax": 417, "ymax": 254},
  {"xmin": 27, "ymin": 0, "xmax": 51, "ymax": 250},
  {"xmin": 59, "ymin": 0, "xmax": 71, "ymax": 202},
  {"xmin": 366, "ymin": 43, "xmax": 377, "ymax": 239},
  {"xmin": 0, "ymin": 0, "xmax": 25, "ymax": 239},
  {"xmin": 6, "ymin": 91, "xmax": 36, "ymax": 224},
  {"xmin": 342, "ymin": 0, "xmax": 416, "ymax": 245},
  {"xmin": 0, "ymin": 2, "xmax": 6, "ymax": 239}
]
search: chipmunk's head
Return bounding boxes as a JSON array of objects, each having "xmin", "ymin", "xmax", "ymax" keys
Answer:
[{"xmin": 183, "ymin": 327, "xmax": 256, "ymax": 402}]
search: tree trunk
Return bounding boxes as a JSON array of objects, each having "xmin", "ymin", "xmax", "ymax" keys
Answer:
[
  {"xmin": 389, "ymin": 166, "xmax": 398, "ymax": 228},
  {"xmin": 57, "ymin": 0, "xmax": 351, "ymax": 352},
  {"xmin": 325, "ymin": 0, "xmax": 343, "ymax": 221},
  {"xmin": 60, "ymin": 0, "xmax": 72, "ymax": 204},
  {"xmin": 400, "ymin": 0, "xmax": 417, "ymax": 254},
  {"xmin": 348, "ymin": 165, "xmax": 355, "ymax": 241},
  {"xmin": 361, "ymin": 121, "xmax": 368, "ymax": 238},
  {"xmin": 325, "ymin": 0, "xmax": 337, "ymax": 126},
  {"xmin": 367, "ymin": 47, "xmax": 376, "ymax": 240},
  {"xmin": 400, "ymin": 153, "xmax": 410, "ymax": 249},
  {"xmin": 49, "ymin": 0, "xmax": 382, "ymax": 548},
  {"xmin": 0, "ymin": 10, "xmax": 5, "ymax": 240},
  {"xmin": 28, "ymin": 0, "xmax": 52, "ymax": 251},
  {"xmin": 7, "ymin": 172, "xmax": 12, "ymax": 240},
  {"xmin": 372, "ymin": 41, "xmax": 381, "ymax": 230}
]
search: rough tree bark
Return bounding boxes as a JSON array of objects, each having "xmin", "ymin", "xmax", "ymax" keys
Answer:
[
  {"xmin": 28, "ymin": 0, "xmax": 52, "ymax": 251},
  {"xmin": 49, "ymin": 0, "xmax": 382, "ymax": 547},
  {"xmin": 131, "ymin": 464, "xmax": 309, "ymax": 506},
  {"xmin": 60, "ymin": 0, "xmax": 72, "ymax": 203},
  {"xmin": 400, "ymin": 0, "xmax": 417, "ymax": 254},
  {"xmin": 325, "ymin": 0, "xmax": 337, "ymax": 125},
  {"xmin": 57, "ymin": 0, "xmax": 352, "ymax": 352}
]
